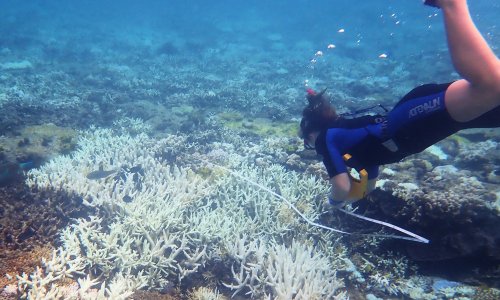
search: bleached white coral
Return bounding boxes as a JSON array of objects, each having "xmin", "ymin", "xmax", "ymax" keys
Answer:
[
  {"xmin": 193, "ymin": 163, "xmax": 329, "ymax": 241},
  {"xmin": 222, "ymin": 237, "xmax": 347, "ymax": 300},
  {"xmin": 189, "ymin": 286, "xmax": 227, "ymax": 300},
  {"xmin": 222, "ymin": 235, "xmax": 267, "ymax": 297},
  {"xmin": 21, "ymin": 127, "xmax": 350, "ymax": 298},
  {"xmin": 16, "ymin": 248, "xmax": 86, "ymax": 299},
  {"xmin": 265, "ymin": 240, "xmax": 346, "ymax": 300},
  {"xmin": 54, "ymin": 169, "xmax": 212, "ymax": 288},
  {"xmin": 112, "ymin": 117, "xmax": 152, "ymax": 135},
  {"xmin": 15, "ymin": 247, "xmax": 145, "ymax": 300},
  {"xmin": 24, "ymin": 129, "xmax": 214, "ymax": 293},
  {"xmin": 425, "ymin": 145, "xmax": 448, "ymax": 160},
  {"xmin": 27, "ymin": 128, "xmax": 211, "ymax": 210},
  {"xmin": 368, "ymin": 272, "xmax": 403, "ymax": 296}
]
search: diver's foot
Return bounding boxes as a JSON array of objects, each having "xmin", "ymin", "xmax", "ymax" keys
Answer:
[
  {"xmin": 424, "ymin": 0, "xmax": 466, "ymax": 9},
  {"xmin": 424, "ymin": 0, "xmax": 440, "ymax": 8}
]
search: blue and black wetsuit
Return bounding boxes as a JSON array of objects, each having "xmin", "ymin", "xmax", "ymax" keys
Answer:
[{"xmin": 315, "ymin": 82, "xmax": 500, "ymax": 179}]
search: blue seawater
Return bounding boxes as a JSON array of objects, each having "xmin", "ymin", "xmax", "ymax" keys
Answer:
[
  {"xmin": 1, "ymin": 0, "xmax": 498, "ymax": 120},
  {"xmin": 0, "ymin": 1, "xmax": 499, "ymax": 297}
]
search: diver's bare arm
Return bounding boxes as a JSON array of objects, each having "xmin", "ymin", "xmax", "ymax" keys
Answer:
[
  {"xmin": 440, "ymin": 0, "xmax": 500, "ymax": 88},
  {"xmin": 330, "ymin": 173, "xmax": 351, "ymax": 201},
  {"xmin": 330, "ymin": 173, "xmax": 375, "ymax": 202}
]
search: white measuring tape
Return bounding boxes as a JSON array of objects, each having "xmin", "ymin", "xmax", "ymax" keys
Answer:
[{"xmin": 207, "ymin": 161, "xmax": 429, "ymax": 244}]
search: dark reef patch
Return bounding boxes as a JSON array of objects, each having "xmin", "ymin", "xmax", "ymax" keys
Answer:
[
  {"xmin": 0, "ymin": 177, "xmax": 92, "ymax": 253},
  {"xmin": 360, "ymin": 189, "xmax": 500, "ymax": 289},
  {"xmin": 0, "ymin": 173, "xmax": 94, "ymax": 294}
]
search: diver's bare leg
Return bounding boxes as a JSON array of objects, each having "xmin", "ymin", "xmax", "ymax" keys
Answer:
[{"xmin": 437, "ymin": 0, "xmax": 500, "ymax": 121}]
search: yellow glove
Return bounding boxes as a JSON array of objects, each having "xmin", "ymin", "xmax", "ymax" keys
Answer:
[{"xmin": 343, "ymin": 154, "xmax": 369, "ymax": 200}]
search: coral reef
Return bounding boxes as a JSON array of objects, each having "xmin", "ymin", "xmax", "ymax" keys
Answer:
[
  {"xmin": 217, "ymin": 112, "xmax": 298, "ymax": 138},
  {"xmin": 266, "ymin": 241, "xmax": 345, "ymax": 299},
  {"xmin": 15, "ymin": 249, "xmax": 146, "ymax": 299},
  {"xmin": 1, "ymin": 1, "xmax": 499, "ymax": 297},
  {"xmin": 0, "ymin": 123, "xmax": 78, "ymax": 186},
  {"xmin": 1, "ymin": 60, "xmax": 33, "ymax": 70},
  {"xmin": 12, "ymin": 127, "xmax": 351, "ymax": 299},
  {"xmin": 188, "ymin": 287, "xmax": 227, "ymax": 300},
  {"xmin": 7, "ymin": 122, "xmax": 496, "ymax": 298},
  {"xmin": 0, "ymin": 245, "xmax": 52, "ymax": 299},
  {"xmin": 359, "ymin": 130, "xmax": 500, "ymax": 287},
  {"xmin": 0, "ymin": 178, "xmax": 88, "ymax": 255}
]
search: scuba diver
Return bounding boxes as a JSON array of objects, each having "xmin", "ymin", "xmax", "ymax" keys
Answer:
[{"xmin": 299, "ymin": 0, "xmax": 500, "ymax": 206}]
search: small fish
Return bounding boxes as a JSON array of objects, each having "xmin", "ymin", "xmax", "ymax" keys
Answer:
[
  {"xmin": 87, "ymin": 164, "xmax": 143, "ymax": 182},
  {"xmin": 86, "ymin": 168, "xmax": 117, "ymax": 180},
  {"xmin": 19, "ymin": 161, "xmax": 34, "ymax": 170},
  {"xmin": 379, "ymin": 53, "xmax": 388, "ymax": 59},
  {"xmin": 122, "ymin": 195, "xmax": 133, "ymax": 203}
]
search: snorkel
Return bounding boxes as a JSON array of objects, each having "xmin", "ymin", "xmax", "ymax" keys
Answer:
[{"xmin": 306, "ymin": 87, "xmax": 328, "ymax": 108}]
